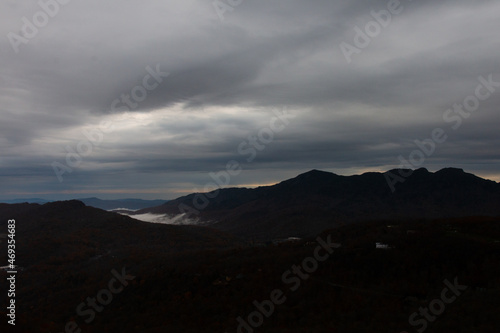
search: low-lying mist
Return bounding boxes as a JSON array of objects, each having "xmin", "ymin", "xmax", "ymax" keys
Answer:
[{"xmin": 121, "ymin": 212, "xmax": 205, "ymax": 226}]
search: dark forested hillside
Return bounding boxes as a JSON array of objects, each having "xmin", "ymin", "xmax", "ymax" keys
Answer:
[{"xmin": 136, "ymin": 168, "xmax": 500, "ymax": 241}]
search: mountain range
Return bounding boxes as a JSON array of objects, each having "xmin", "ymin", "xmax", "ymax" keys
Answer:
[
  {"xmin": 1, "ymin": 167, "xmax": 499, "ymax": 332},
  {"xmin": 0, "ymin": 197, "xmax": 167, "ymax": 211},
  {"xmin": 134, "ymin": 167, "xmax": 500, "ymax": 240}
]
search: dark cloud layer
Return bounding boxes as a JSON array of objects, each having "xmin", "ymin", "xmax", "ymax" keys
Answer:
[{"xmin": 0, "ymin": 0, "xmax": 499, "ymax": 200}]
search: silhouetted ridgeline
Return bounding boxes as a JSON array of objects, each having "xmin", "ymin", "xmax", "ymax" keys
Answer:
[{"xmin": 136, "ymin": 168, "xmax": 500, "ymax": 240}]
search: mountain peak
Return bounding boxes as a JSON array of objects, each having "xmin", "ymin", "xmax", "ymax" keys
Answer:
[
  {"xmin": 298, "ymin": 169, "xmax": 337, "ymax": 177},
  {"xmin": 436, "ymin": 167, "xmax": 466, "ymax": 174},
  {"xmin": 282, "ymin": 169, "xmax": 340, "ymax": 186}
]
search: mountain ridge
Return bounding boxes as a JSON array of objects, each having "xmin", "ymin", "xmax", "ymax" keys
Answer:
[
  {"xmin": 0, "ymin": 197, "xmax": 168, "ymax": 211},
  {"xmin": 135, "ymin": 167, "xmax": 500, "ymax": 240}
]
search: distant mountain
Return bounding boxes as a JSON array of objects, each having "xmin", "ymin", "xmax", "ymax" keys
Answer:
[
  {"xmin": 0, "ymin": 198, "xmax": 51, "ymax": 204},
  {"xmin": 136, "ymin": 168, "xmax": 500, "ymax": 240},
  {"xmin": 76, "ymin": 197, "xmax": 168, "ymax": 210},
  {"xmin": 0, "ymin": 197, "xmax": 168, "ymax": 211}
]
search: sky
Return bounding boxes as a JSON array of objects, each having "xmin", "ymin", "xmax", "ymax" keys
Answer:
[{"xmin": 0, "ymin": 0, "xmax": 499, "ymax": 200}]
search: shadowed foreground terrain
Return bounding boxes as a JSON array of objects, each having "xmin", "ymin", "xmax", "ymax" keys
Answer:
[{"xmin": 0, "ymin": 200, "xmax": 499, "ymax": 332}]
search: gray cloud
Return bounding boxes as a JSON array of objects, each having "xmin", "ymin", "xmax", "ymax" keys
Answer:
[{"xmin": 1, "ymin": 0, "xmax": 499, "ymax": 200}]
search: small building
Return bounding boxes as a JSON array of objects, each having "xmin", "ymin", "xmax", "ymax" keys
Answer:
[{"xmin": 376, "ymin": 242, "xmax": 390, "ymax": 249}]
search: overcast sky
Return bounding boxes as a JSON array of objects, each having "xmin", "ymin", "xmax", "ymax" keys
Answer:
[{"xmin": 1, "ymin": 0, "xmax": 499, "ymax": 200}]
